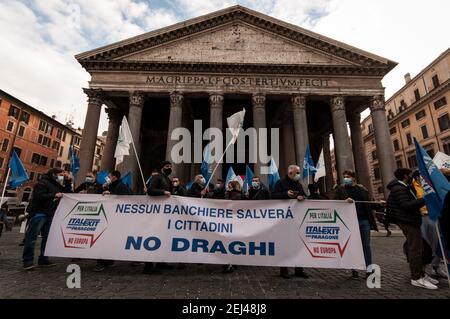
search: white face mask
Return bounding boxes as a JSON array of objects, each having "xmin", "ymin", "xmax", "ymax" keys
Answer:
[
  {"xmin": 292, "ymin": 173, "xmax": 301, "ymax": 182},
  {"xmin": 105, "ymin": 177, "xmax": 112, "ymax": 185},
  {"xmin": 252, "ymin": 181, "xmax": 260, "ymax": 188},
  {"xmin": 215, "ymin": 183, "xmax": 222, "ymax": 189},
  {"xmin": 173, "ymin": 181, "xmax": 179, "ymax": 187},
  {"xmin": 57, "ymin": 175, "xmax": 64, "ymax": 184},
  {"xmin": 199, "ymin": 178, "xmax": 206, "ymax": 185}
]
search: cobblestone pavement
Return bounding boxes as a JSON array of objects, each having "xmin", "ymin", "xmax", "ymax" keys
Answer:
[{"xmin": 0, "ymin": 229, "xmax": 449, "ymax": 299}]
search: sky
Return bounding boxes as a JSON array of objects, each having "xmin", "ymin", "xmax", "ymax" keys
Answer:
[{"xmin": 0, "ymin": 0, "xmax": 449, "ymax": 134}]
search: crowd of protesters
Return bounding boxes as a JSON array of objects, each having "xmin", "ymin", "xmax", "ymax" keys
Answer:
[{"xmin": 3, "ymin": 158, "xmax": 448, "ymax": 290}]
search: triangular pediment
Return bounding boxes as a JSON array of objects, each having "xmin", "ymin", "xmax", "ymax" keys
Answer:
[
  {"xmin": 76, "ymin": 5, "xmax": 397, "ymax": 73},
  {"xmin": 118, "ymin": 22, "xmax": 354, "ymax": 66}
]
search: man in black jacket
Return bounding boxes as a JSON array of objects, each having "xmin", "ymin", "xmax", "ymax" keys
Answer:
[
  {"xmin": 102, "ymin": 170, "xmax": 131, "ymax": 196},
  {"xmin": 144, "ymin": 161, "xmax": 174, "ymax": 274},
  {"xmin": 22, "ymin": 168, "xmax": 72, "ymax": 270},
  {"xmin": 75, "ymin": 171, "xmax": 103, "ymax": 194},
  {"xmin": 272, "ymin": 164, "xmax": 308, "ymax": 279},
  {"xmin": 171, "ymin": 177, "xmax": 187, "ymax": 196},
  {"xmin": 187, "ymin": 174, "xmax": 208, "ymax": 198},
  {"xmin": 93, "ymin": 170, "xmax": 131, "ymax": 272},
  {"xmin": 386, "ymin": 168, "xmax": 439, "ymax": 290},
  {"xmin": 248, "ymin": 176, "xmax": 270, "ymax": 200}
]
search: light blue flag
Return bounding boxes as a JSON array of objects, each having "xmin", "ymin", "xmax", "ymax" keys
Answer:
[
  {"xmin": 122, "ymin": 171, "xmax": 132, "ymax": 190},
  {"xmin": 185, "ymin": 180, "xmax": 194, "ymax": 190},
  {"xmin": 414, "ymin": 138, "xmax": 450, "ymax": 221},
  {"xmin": 268, "ymin": 158, "xmax": 280, "ymax": 191},
  {"xmin": 70, "ymin": 146, "xmax": 80, "ymax": 179},
  {"xmin": 9, "ymin": 150, "xmax": 29, "ymax": 188},
  {"xmin": 303, "ymin": 145, "xmax": 317, "ymax": 179},
  {"xmin": 201, "ymin": 144, "xmax": 212, "ymax": 183},
  {"xmin": 96, "ymin": 170, "xmax": 108, "ymax": 185},
  {"xmin": 243, "ymin": 165, "xmax": 254, "ymax": 193},
  {"xmin": 225, "ymin": 166, "xmax": 237, "ymax": 188}
]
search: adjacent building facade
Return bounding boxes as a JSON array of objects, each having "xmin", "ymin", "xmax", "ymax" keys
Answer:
[
  {"xmin": 0, "ymin": 89, "xmax": 105, "ymax": 188},
  {"xmin": 75, "ymin": 5, "xmax": 398, "ymax": 194},
  {"xmin": 362, "ymin": 48, "xmax": 450, "ymax": 200}
]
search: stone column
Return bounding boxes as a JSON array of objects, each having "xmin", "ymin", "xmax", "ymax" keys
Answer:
[
  {"xmin": 292, "ymin": 94, "xmax": 309, "ymax": 176},
  {"xmin": 348, "ymin": 112, "xmax": 373, "ymax": 194},
  {"xmin": 370, "ymin": 95, "xmax": 396, "ymax": 198},
  {"xmin": 330, "ymin": 96, "xmax": 355, "ymax": 184},
  {"xmin": 252, "ymin": 93, "xmax": 268, "ymax": 185},
  {"xmin": 281, "ymin": 105, "xmax": 297, "ymax": 175},
  {"xmin": 322, "ymin": 133, "xmax": 335, "ymax": 197},
  {"xmin": 166, "ymin": 91, "xmax": 184, "ymax": 178},
  {"xmin": 209, "ymin": 93, "xmax": 224, "ymax": 182},
  {"xmin": 100, "ymin": 108, "xmax": 122, "ymax": 172},
  {"xmin": 77, "ymin": 88, "xmax": 103, "ymax": 186},
  {"xmin": 123, "ymin": 91, "xmax": 145, "ymax": 191}
]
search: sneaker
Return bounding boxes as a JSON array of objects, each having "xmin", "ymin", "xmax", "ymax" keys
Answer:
[
  {"xmin": 294, "ymin": 269, "xmax": 310, "ymax": 278},
  {"xmin": 433, "ymin": 266, "xmax": 447, "ymax": 279},
  {"xmin": 411, "ymin": 278, "xmax": 438, "ymax": 290},
  {"xmin": 280, "ymin": 269, "xmax": 291, "ymax": 279},
  {"xmin": 424, "ymin": 274, "xmax": 439, "ymax": 286},
  {"xmin": 222, "ymin": 264, "xmax": 235, "ymax": 274},
  {"xmin": 38, "ymin": 260, "xmax": 56, "ymax": 267},
  {"xmin": 23, "ymin": 263, "xmax": 35, "ymax": 271},
  {"xmin": 351, "ymin": 270, "xmax": 359, "ymax": 279}
]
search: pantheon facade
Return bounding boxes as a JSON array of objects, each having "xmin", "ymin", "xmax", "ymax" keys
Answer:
[{"xmin": 75, "ymin": 5, "xmax": 397, "ymax": 196}]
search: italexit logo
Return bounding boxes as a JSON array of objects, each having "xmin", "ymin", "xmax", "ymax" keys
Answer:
[
  {"xmin": 298, "ymin": 208, "xmax": 351, "ymax": 259},
  {"xmin": 61, "ymin": 202, "xmax": 108, "ymax": 249}
]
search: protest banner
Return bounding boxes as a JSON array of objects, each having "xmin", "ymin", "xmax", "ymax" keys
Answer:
[{"xmin": 45, "ymin": 194, "xmax": 366, "ymax": 270}]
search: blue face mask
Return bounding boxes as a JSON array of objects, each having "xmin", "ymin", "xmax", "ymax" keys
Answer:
[{"xmin": 343, "ymin": 177, "xmax": 353, "ymax": 186}]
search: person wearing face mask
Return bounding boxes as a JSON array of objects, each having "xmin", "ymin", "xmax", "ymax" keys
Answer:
[
  {"xmin": 102, "ymin": 170, "xmax": 131, "ymax": 196},
  {"xmin": 386, "ymin": 168, "xmax": 439, "ymax": 290},
  {"xmin": 271, "ymin": 164, "xmax": 308, "ymax": 279},
  {"xmin": 75, "ymin": 171, "xmax": 102, "ymax": 194},
  {"xmin": 22, "ymin": 168, "xmax": 72, "ymax": 270},
  {"xmin": 94, "ymin": 170, "xmax": 131, "ymax": 272},
  {"xmin": 248, "ymin": 176, "xmax": 270, "ymax": 200},
  {"xmin": 334, "ymin": 170, "xmax": 379, "ymax": 279},
  {"xmin": 147, "ymin": 161, "xmax": 173, "ymax": 197},
  {"xmin": 210, "ymin": 179, "xmax": 225, "ymax": 199},
  {"xmin": 187, "ymin": 174, "xmax": 209, "ymax": 198},
  {"xmin": 144, "ymin": 161, "xmax": 174, "ymax": 274},
  {"xmin": 171, "ymin": 177, "xmax": 187, "ymax": 196}
]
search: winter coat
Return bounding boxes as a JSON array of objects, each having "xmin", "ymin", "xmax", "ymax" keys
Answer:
[
  {"xmin": 334, "ymin": 183, "xmax": 379, "ymax": 231},
  {"xmin": 439, "ymin": 191, "xmax": 450, "ymax": 248},
  {"xmin": 172, "ymin": 185, "xmax": 187, "ymax": 197},
  {"xmin": 271, "ymin": 176, "xmax": 306, "ymax": 199},
  {"xmin": 225, "ymin": 190, "xmax": 244, "ymax": 200},
  {"xmin": 147, "ymin": 173, "xmax": 172, "ymax": 196},
  {"xmin": 107, "ymin": 179, "xmax": 131, "ymax": 195},
  {"xmin": 29, "ymin": 175, "xmax": 72, "ymax": 217},
  {"xmin": 187, "ymin": 183, "xmax": 205, "ymax": 198},
  {"xmin": 248, "ymin": 186, "xmax": 270, "ymax": 200},
  {"xmin": 75, "ymin": 181, "xmax": 103, "ymax": 194},
  {"xmin": 386, "ymin": 180, "xmax": 425, "ymax": 227}
]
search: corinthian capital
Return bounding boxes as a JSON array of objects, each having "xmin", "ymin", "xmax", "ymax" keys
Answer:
[
  {"xmin": 129, "ymin": 91, "xmax": 145, "ymax": 107},
  {"xmin": 330, "ymin": 96, "xmax": 345, "ymax": 112},
  {"xmin": 83, "ymin": 88, "xmax": 104, "ymax": 106},
  {"xmin": 170, "ymin": 91, "xmax": 184, "ymax": 108},
  {"xmin": 291, "ymin": 94, "xmax": 306, "ymax": 110},
  {"xmin": 369, "ymin": 95, "xmax": 386, "ymax": 112},
  {"xmin": 209, "ymin": 93, "xmax": 224, "ymax": 109},
  {"xmin": 105, "ymin": 108, "xmax": 122, "ymax": 121},
  {"xmin": 252, "ymin": 93, "xmax": 266, "ymax": 109}
]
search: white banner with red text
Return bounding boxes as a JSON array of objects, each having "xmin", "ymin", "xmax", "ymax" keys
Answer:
[{"xmin": 45, "ymin": 194, "xmax": 366, "ymax": 269}]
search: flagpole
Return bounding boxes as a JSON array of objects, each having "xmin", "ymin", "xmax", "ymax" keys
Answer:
[
  {"xmin": 0, "ymin": 168, "xmax": 11, "ymax": 206},
  {"xmin": 130, "ymin": 141, "xmax": 146, "ymax": 187},
  {"xmin": 435, "ymin": 221, "xmax": 450, "ymax": 288},
  {"xmin": 204, "ymin": 139, "xmax": 234, "ymax": 192}
]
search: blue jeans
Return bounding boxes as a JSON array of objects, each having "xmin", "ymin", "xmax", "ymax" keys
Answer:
[
  {"xmin": 359, "ymin": 219, "xmax": 372, "ymax": 268},
  {"xmin": 22, "ymin": 213, "xmax": 53, "ymax": 265}
]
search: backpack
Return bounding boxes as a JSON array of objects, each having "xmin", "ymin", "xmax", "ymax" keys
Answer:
[{"xmin": 403, "ymin": 238, "xmax": 433, "ymax": 265}]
